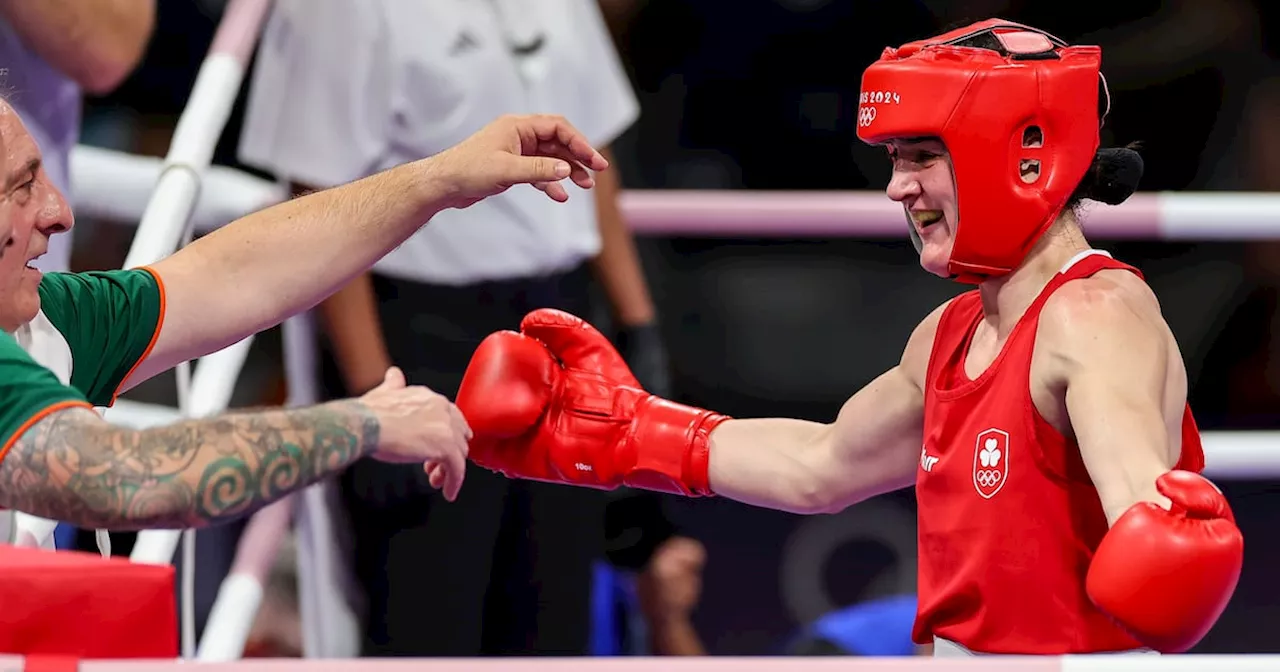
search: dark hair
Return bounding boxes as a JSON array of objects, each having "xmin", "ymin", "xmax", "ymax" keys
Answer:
[{"xmin": 1066, "ymin": 143, "xmax": 1144, "ymax": 209}]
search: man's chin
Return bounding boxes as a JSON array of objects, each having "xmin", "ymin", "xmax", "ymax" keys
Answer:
[{"xmin": 1, "ymin": 294, "xmax": 43, "ymax": 332}]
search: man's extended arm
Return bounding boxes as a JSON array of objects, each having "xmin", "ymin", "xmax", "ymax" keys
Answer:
[
  {"xmin": 126, "ymin": 115, "xmax": 607, "ymax": 390},
  {"xmin": 294, "ymin": 178, "xmax": 396, "ymax": 396},
  {"xmin": 136, "ymin": 164, "xmax": 447, "ymax": 386},
  {"xmin": 0, "ymin": 402, "xmax": 377, "ymax": 530},
  {"xmin": 0, "ymin": 0, "xmax": 155, "ymax": 94}
]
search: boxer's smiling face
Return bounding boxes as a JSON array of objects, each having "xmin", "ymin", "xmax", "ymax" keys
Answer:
[{"xmin": 884, "ymin": 137, "xmax": 958, "ymax": 278}]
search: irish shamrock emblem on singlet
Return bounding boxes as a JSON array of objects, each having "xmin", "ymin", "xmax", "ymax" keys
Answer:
[{"xmin": 972, "ymin": 428, "xmax": 1009, "ymax": 499}]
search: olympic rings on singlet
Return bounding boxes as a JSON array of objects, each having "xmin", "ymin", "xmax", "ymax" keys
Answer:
[{"xmin": 975, "ymin": 470, "xmax": 1003, "ymax": 488}]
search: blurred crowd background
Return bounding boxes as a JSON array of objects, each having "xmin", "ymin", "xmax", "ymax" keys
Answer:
[{"xmin": 9, "ymin": 0, "xmax": 1280, "ymax": 659}]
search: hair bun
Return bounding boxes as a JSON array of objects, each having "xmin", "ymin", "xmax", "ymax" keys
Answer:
[{"xmin": 1082, "ymin": 147, "xmax": 1144, "ymax": 205}]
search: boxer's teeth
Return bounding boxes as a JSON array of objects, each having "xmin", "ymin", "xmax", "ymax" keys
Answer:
[{"xmin": 913, "ymin": 211, "xmax": 943, "ymax": 227}]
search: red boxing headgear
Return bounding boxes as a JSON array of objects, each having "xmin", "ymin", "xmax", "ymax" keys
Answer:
[{"xmin": 856, "ymin": 19, "xmax": 1108, "ymax": 282}]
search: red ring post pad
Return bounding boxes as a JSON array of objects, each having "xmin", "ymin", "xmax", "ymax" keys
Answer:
[{"xmin": 0, "ymin": 545, "xmax": 177, "ymax": 658}]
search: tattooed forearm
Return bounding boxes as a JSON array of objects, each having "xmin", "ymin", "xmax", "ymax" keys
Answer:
[{"xmin": 0, "ymin": 401, "xmax": 380, "ymax": 529}]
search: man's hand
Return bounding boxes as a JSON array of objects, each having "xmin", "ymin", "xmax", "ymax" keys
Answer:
[
  {"xmin": 427, "ymin": 114, "xmax": 610, "ymax": 210},
  {"xmin": 360, "ymin": 367, "xmax": 472, "ymax": 501}
]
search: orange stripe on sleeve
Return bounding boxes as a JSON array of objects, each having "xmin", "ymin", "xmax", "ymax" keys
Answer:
[
  {"xmin": 109, "ymin": 265, "xmax": 168, "ymax": 407},
  {"xmin": 0, "ymin": 400, "xmax": 95, "ymax": 464}
]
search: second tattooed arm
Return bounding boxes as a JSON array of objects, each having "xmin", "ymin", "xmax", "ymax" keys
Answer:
[{"xmin": 0, "ymin": 367, "xmax": 473, "ymax": 530}]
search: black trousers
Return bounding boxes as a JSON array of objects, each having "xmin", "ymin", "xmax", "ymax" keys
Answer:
[{"xmin": 326, "ymin": 265, "xmax": 606, "ymax": 657}]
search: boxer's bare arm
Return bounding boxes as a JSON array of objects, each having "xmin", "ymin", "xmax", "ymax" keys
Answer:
[
  {"xmin": 0, "ymin": 403, "xmax": 378, "ymax": 530},
  {"xmin": 707, "ymin": 303, "xmax": 944, "ymax": 514},
  {"xmin": 1043, "ymin": 274, "xmax": 1180, "ymax": 526}
]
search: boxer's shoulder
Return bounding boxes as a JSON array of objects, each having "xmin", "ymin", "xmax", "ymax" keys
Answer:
[{"xmin": 1036, "ymin": 269, "xmax": 1169, "ymax": 370}]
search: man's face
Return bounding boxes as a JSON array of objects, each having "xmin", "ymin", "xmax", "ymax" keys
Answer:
[{"xmin": 0, "ymin": 101, "xmax": 74, "ymax": 332}]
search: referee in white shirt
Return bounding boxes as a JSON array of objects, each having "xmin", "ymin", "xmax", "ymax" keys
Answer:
[{"xmin": 238, "ymin": 0, "xmax": 670, "ymax": 657}]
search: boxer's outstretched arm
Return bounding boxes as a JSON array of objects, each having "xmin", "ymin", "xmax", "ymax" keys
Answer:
[
  {"xmin": 454, "ymin": 305, "xmax": 942, "ymax": 514},
  {"xmin": 126, "ymin": 115, "xmax": 607, "ymax": 391},
  {"xmin": 705, "ymin": 304, "xmax": 943, "ymax": 514},
  {"xmin": 0, "ymin": 403, "xmax": 377, "ymax": 530},
  {"xmin": 707, "ymin": 367, "xmax": 924, "ymax": 514}
]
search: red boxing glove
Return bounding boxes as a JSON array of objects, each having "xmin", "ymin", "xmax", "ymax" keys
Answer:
[
  {"xmin": 1086, "ymin": 470, "xmax": 1244, "ymax": 653},
  {"xmin": 456, "ymin": 308, "xmax": 730, "ymax": 497}
]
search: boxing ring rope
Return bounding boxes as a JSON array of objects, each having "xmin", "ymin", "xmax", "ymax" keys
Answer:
[
  {"xmin": 75, "ymin": 176, "xmax": 1280, "ymax": 241},
  {"xmin": 618, "ymin": 189, "xmax": 1280, "ymax": 239}
]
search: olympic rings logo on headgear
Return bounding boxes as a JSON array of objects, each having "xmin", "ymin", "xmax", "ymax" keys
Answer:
[
  {"xmin": 975, "ymin": 470, "xmax": 1003, "ymax": 488},
  {"xmin": 858, "ymin": 106, "xmax": 877, "ymax": 127}
]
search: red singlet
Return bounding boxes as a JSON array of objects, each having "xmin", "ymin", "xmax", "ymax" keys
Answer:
[{"xmin": 913, "ymin": 251, "xmax": 1205, "ymax": 654}]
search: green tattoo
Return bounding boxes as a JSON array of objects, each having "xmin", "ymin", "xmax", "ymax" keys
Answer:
[{"xmin": 0, "ymin": 401, "xmax": 379, "ymax": 529}]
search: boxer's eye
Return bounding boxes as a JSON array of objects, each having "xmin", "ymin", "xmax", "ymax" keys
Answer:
[{"xmin": 899, "ymin": 151, "xmax": 937, "ymax": 166}]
